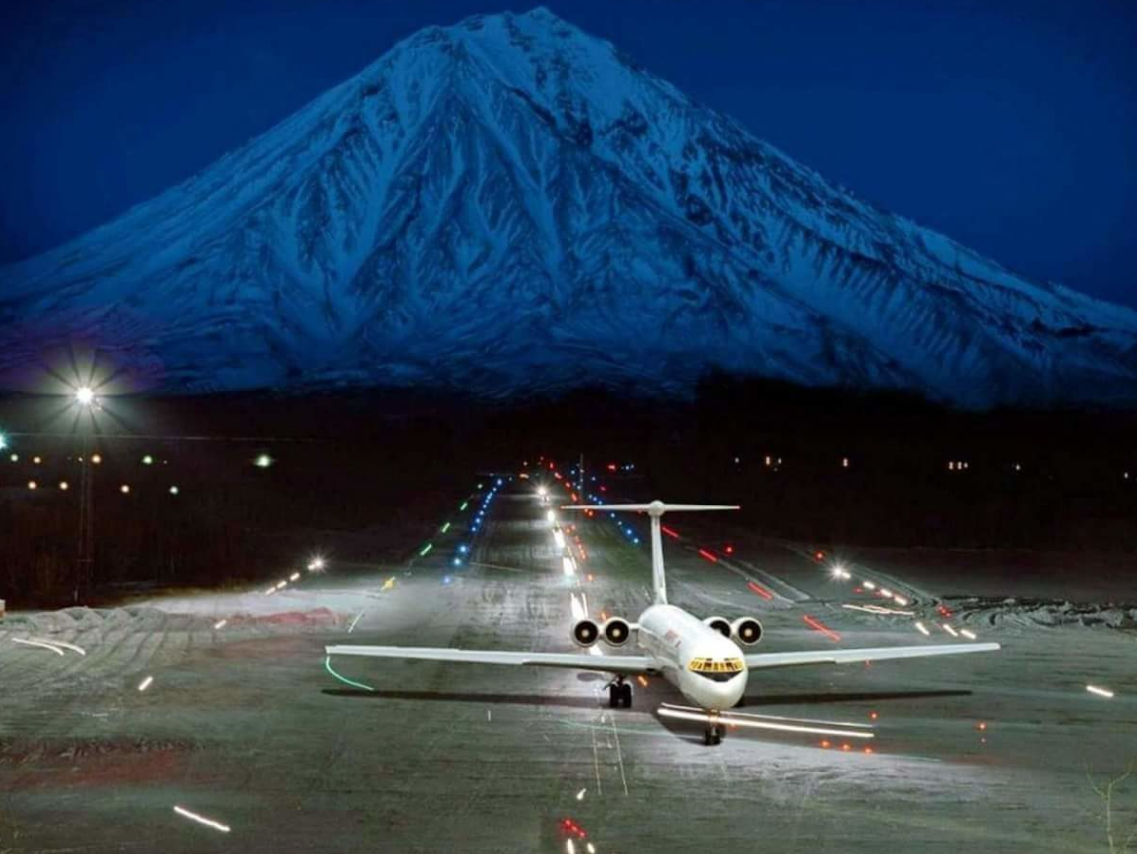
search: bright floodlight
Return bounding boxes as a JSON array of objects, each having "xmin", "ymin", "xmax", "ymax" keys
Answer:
[
  {"xmin": 254, "ymin": 453, "xmax": 273, "ymax": 469},
  {"xmin": 546, "ymin": 509, "xmax": 556, "ymax": 523},
  {"xmin": 75, "ymin": 386, "xmax": 95, "ymax": 406},
  {"xmin": 0, "ymin": 433, "xmax": 6, "ymax": 450},
  {"xmin": 538, "ymin": 486, "xmax": 547, "ymax": 497},
  {"xmin": 308, "ymin": 556, "xmax": 326, "ymax": 572}
]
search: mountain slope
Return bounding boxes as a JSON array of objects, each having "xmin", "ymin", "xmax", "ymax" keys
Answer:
[{"xmin": 2, "ymin": 7, "xmax": 1135, "ymax": 406}]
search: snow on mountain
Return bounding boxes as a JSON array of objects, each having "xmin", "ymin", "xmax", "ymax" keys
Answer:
[{"xmin": 1, "ymin": 7, "xmax": 1135, "ymax": 406}]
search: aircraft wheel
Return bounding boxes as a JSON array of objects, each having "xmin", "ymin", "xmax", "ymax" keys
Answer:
[
  {"xmin": 608, "ymin": 684, "xmax": 620, "ymax": 708},
  {"xmin": 704, "ymin": 724, "xmax": 723, "ymax": 745},
  {"xmin": 620, "ymin": 683, "xmax": 633, "ymax": 708}
]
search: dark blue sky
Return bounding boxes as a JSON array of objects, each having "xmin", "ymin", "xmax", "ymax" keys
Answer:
[{"xmin": 2, "ymin": 0, "xmax": 1135, "ymax": 307}]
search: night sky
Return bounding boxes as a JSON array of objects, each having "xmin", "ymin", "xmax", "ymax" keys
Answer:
[{"xmin": 2, "ymin": 0, "xmax": 1134, "ymax": 308}]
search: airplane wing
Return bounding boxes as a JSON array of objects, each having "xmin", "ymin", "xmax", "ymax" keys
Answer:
[
  {"xmin": 325, "ymin": 645, "xmax": 656, "ymax": 675},
  {"xmin": 745, "ymin": 641, "xmax": 1000, "ymax": 670}
]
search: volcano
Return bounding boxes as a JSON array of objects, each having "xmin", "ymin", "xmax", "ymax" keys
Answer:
[{"xmin": 2, "ymin": 7, "xmax": 1135, "ymax": 406}]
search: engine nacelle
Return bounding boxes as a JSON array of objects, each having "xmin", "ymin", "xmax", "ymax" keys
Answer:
[
  {"xmin": 571, "ymin": 618, "xmax": 600, "ymax": 648},
  {"xmin": 731, "ymin": 616, "xmax": 764, "ymax": 646},
  {"xmin": 703, "ymin": 616, "xmax": 732, "ymax": 638},
  {"xmin": 602, "ymin": 617, "xmax": 632, "ymax": 647}
]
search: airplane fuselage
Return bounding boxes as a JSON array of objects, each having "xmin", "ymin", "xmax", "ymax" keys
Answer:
[{"xmin": 636, "ymin": 604, "xmax": 748, "ymax": 711}]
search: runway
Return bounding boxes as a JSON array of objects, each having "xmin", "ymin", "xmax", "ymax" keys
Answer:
[{"xmin": 1, "ymin": 476, "xmax": 1133, "ymax": 852}]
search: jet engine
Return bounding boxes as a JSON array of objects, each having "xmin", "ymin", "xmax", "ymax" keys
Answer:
[
  {"xmin": 731, "ymin": 616, "xmax": 764, "ymax": 646},
  {"xmin": 602, "ymin": 617, "xmax": 632, "ymax": 647},
  {"xmin": 703, "ymin": 616, "xmax": 732, "ymax": 638},
  {"xmin": 571, "ymin": 618, "xmax": 600, "ymax": 647}
]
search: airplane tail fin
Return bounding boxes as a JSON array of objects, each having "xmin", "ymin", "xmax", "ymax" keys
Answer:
[{"xmin": 561, "ymin": 501, "xmax": 738, "ymax": 605}]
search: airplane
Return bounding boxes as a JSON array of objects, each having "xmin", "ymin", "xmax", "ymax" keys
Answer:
[{"xmin": 326, "ymin": 500, "xmax": 1000, "ymax": 745}]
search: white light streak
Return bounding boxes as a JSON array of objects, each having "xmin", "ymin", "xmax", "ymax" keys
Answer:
[
  {"xmin": 960, "ymin": 628, "xmax": 977, "ymax": 640},
  {"xmin": 554, "ymin": 530, "xmax": 566, "ymax": 549},
  {"xmin": 880, "ymin": 588, "xmax": 893, "ymax": 597},
  {"xmin": 289, "ymin": 571, "xmax": 300, "ymax": 582},
  {"xmin": 173, "ymin": 805, "xmax": 231, "ymax": 834},
  {"xmin": 1086, "ymin": 685, "xmax": 1115, "ymax": 699},
  {"xmin": 12, "ymin": 637, "xmax": 65, "ymax": 655},
  {"xmin": 213, "ymin": 619, "xmax": 228, "ymax": 630},
  {"xmin": 563, "ymin": 556, "xmax": 576, "ymax": 576},
  {"xmin": 138, "ymin": 676, "xmax": 154, "ymax": 692},
  {"xmin": 657, "ymin": 706, "xmax": 874, "ymax": 739},
  {"xmin": 264, "ymin": 586, "xmax": 276, "ymax": 596},
  {"xmin": 575, "ymin": 787, "xmax": 587, "ymax": 801},
  {"xmin": 914, "ymin": 621, "xmax": 930, "ymax": 636},
  {"xmin": 348, "ymin": 609, "xmax": 366, "ymax": 633},
  {"xmin": 275, "ymin": 580, "xmax": 287, "ymax": 590},
  {"xmin": 587, "ymin": 844, "xmax": 596, "ymax": 854},
  {"xmin": 942, "ymin": 623, "xmax": 959, "ymax": 637},
  {"xmin": 29, "ymin": 637, "xmax": 86, "ymax": 655},
  {"xmin": 569, "ymin": 594, "xmax": 585, "ymax": 620},
  {"xmin": 566, "ymin": 840, "xmax": 575, "ymax": 854},
  {"xmin": 546, "ymin": 510, "xmax": 556, "ymax": 523},
  {"xmin": 841, "ymin": 604, "xmax": 915, "ymax": 616},
  {"xmin": 862, "ymin": 580, "xmax": 876, "ymax": 590},
  {"xmin": 893, "ymin": 595, "xmax": 909, "ymax": 606}
]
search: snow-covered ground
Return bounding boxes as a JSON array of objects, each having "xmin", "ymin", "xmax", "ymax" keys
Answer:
[{"xmin": 1, "ymin": 491, "xmax": 1134, "ymax": 852}]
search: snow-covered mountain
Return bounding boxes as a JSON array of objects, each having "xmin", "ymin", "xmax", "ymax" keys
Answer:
[{"xmin": 2, "ymin": 7, "xmax": 1135, "ymax": 406}]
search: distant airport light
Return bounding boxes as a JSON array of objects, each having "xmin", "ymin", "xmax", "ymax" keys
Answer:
[
  {"xmin": 213, "ymin": 619, "xmax": 227, "ymax": 630},
  {"xmin": 942, "ymin": 623, "xmax": 959, "ymax": 637},
  {"xmin": 254, "ymin": 453, "xmax": 273, "ymax": 469},
  {"xmin": 880, "ymin": 588, "xmax": 893, "ymax": 597},
  {"xmin": 169, "ymin": 486, "xmax": 179, "ymax": 495},
  {"xmin": 138, "ymin": 676, "xmax": 154, "ymax": 692},
  {"xmin": 59, "ymin": 481, "xmax": 69, "ymax": 490},
  {"xmin": 289, "ymin": 572, "xmax": 300, "ymax": 582},
  {"xmin": 893, "ymin": 595, "xmax": 909, "ymax": 606},
  {"xmin": 8, "ymin": 453, "xmax": 16, "ymax": 462},
  {"xmin": 142, "ymin": 454, "xmax": 153, "ymax": 465},
  {"xmin": 862, "ymin": 580, "xmax": 876, "ymax": 590},
  {"xmin": 91, "ymin": 453, "xmax": 102, "ymax": 464},
  {"xmin": 308, "ymin": 556, "xmax": 326, "ymax": 571},
  {"xmin": 546, "ymin": 510, "xmax": 556, "ymax": 523},
  {"xmin": 586, "ymin": 844, "xmax": 596, "ymax": 854},
  {"xmin": 173, "ymin": 805, "xmax": 230, "ymax": 834},
  {"xmin": 27, "ymin": 480, "xmax": 36, "ymax": 490},
  {"xmin": 33, "ymin": 455, "xmax": 41, "ymax": 464},
  {"xmin": 914, "ymin": 621, "xmax": 930, "ymax": 636},
  {"xmin": 960, "ymin": 628, "xmax": 977, "ymax": 640},
  {"xmin": 575, "ymin": 788, "xmax": 586, "ymax": 801},
  {"xmin": 1086, "ymin": 685, "xmax": 1115, "ymax": 699},
  {"xmin": 120, "ymin": 484, "xmax": 130, "ymax": 494},
  {"xmin": 275, "ymin": 580, "xmax": 287, "ymax": 589}
]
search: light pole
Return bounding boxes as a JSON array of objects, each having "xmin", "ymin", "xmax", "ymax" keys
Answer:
[{"xmin": 73, "ymin": 387, "xmax": 98, "ymax": 603}]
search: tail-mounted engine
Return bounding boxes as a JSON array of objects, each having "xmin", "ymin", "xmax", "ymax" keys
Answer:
[
  {"xmin": 602, "ymin": 617, "xmax": 632, "ymax": 647},
  {"xmin": 731, "ymin": 616, "xmax": 763, "ymax": 646},
  {"xmin": 703, "ymin": 616, "xmax": 732, "ymax": 638},
  {"xmin": 571, "ymin": 618, "xmax": 600, "ymax": 647}
]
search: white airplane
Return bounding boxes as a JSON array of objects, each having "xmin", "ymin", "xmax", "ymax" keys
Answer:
[{"xmin": 327, "ymin": 500, "xmax": 999, "ymax": 745}]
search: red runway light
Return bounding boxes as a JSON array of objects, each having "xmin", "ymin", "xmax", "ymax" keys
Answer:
[
  {"xmin": 803, "ymin": 614, "xmax": 841, "ymax": 642},
  {"xmin": 814, "ymin": 551, "xmax": 826, "ymax": 561},
  {"xmin": 820, "ymin": 740, "xmax": 831, "ymax": 749},
  {"xmin": 747, "ymin": 581, "xmax": 774, "ymax": 600},
  {"xmin": 607, "ymin": 463, "xmax": 617, "ymax": 471},
  {"xmin": 869, "ymin": 711, "xmax": 879, "ymax": 721},
  {"xmin": 841, "ymin": 743, "xmax": 851, "ymax": 752},
  {"xmin": 698, "ymin": 549, "xmax": 718, "ymax": 563},
  {"xmin": 724, "ymin": 545, "xmax": 734, "ymax": 554},
  {"xmin": 863, "ymin": 747, "xmax": 874, "ymax": 755},
  {"xmin": 661, "ymin": 525, "xmax": 679, "ymax": 539},
  {"xmin": 976, "ymin": 721, "xmax": 987, "ymax": 731}
]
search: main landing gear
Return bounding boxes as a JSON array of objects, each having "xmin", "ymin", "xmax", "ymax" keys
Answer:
[
  {"xmin": 704, "ymin": 715, "xmax": 725, "ymax": 746},
  {"xmin": 607, "ymin": 676, "xmax": 633, "ymax": 708}
]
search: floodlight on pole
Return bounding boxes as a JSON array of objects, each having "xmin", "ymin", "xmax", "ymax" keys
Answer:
[{"xmin": 75, "ymin": 386, "xmax": 95, "ymax": 407}]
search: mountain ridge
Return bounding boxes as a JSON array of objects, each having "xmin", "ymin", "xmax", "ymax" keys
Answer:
[{"xmin": 1, "ymin": 7, "xmax": 1135, "ymax": 407}]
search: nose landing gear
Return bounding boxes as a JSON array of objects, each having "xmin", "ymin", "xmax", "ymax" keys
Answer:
[
  {"xmin": 607, "ymin": 676, "xmax": 633, "ymax": 708},
  {"xmin": 704, "ymin": 714, "xmax": 725, "ymax": 746}
]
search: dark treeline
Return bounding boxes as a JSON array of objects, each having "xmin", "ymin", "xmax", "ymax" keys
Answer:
[{"xmin": 1, "ymin": 379, "xmax": 1134, "ymax": 606}]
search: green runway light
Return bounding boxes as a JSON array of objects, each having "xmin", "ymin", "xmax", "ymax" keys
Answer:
[
  {"xmin": 324, "ymin": 656, "xmax": 374, "ymax": 692},
  {"xmin": 459, "ymin": 501, "xmax": 469, "ymax": 511},
  {"xmin": 440, "ymin": 522, "xmax": 451, "ymax": 533},
  {"xmin": 419, "ymin": 543, "xmax": 433, "ymax": 557}
]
